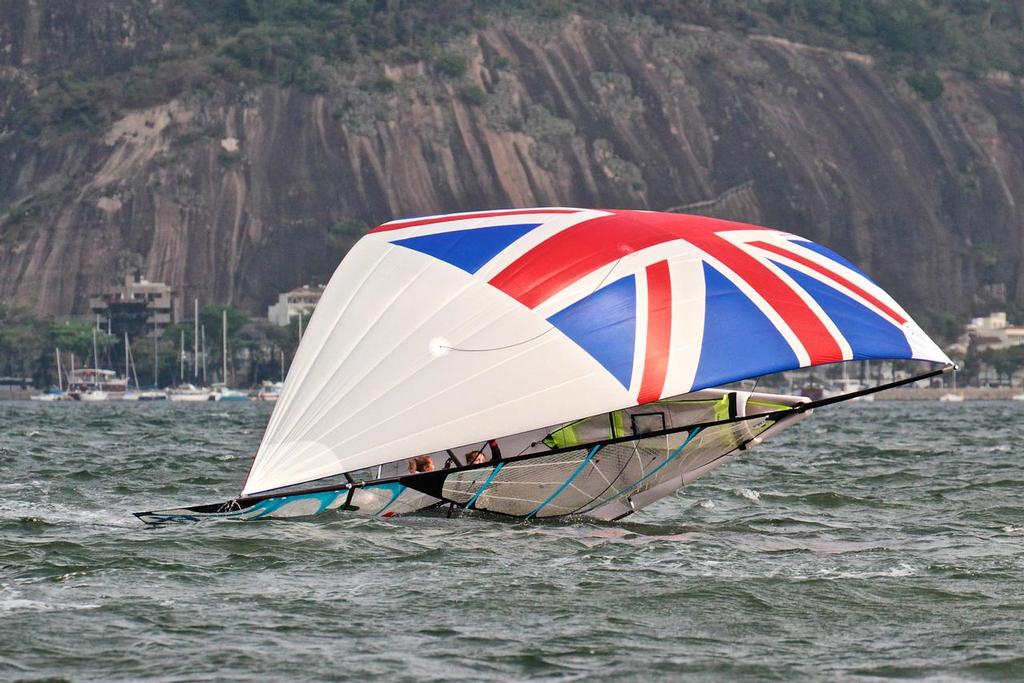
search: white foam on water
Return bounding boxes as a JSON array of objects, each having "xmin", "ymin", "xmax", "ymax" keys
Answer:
[
  {"xmin": 735, "ymin": 488, "xmax": 761, "ymax": 502},
  {"xmin": 0, "ymin": 585, "xmax": 101, "ymax": 613},
  {"xmin": 0, "ymin": 499, "xmax": 134, "ymax": 529},
  {"xmin": 812, "ymin": 562, "xmax": 919, "ymax": 580},
  {"xmin": 698, "ymin": 499, "xmax": 715, "ymax": 508}
]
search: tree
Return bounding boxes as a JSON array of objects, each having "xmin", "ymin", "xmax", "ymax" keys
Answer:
[{"xmin": 980, "ymin": 345, "xmax": 1024, "ymax": 386}]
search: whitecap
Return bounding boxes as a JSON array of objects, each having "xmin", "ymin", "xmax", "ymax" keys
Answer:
[{"xmin": 735, "ymin": 488, "xmax": 761, "ymax": 503}]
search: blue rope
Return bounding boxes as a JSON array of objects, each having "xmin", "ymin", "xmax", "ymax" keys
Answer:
[{"xmin": 525, "ymin": 444, "xmax": 602, "ymax": 519}]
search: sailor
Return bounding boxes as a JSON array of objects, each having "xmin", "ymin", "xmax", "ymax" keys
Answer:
[
  {"xmin": 407, "ymin": 455, "xmax": 435, "ymax": 473},
  {"xmin": 465, "ymin": 440, "xmax": 502, "ymax": 466},
  {"xmin": 464, "ymin": 450, "xmax": 487, "ymax": 465}
]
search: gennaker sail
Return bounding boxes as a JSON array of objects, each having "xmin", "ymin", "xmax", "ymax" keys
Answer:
[{"xmin": 136, "ymin": 208, "xmax": 952, "ymax": 524}]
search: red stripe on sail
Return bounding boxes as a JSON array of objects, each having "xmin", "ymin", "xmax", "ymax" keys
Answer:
[
  {"xmin": 370, "ymin": 208, "xmax": 580, "ymax": 233},
  {"xmin": 748, "ymin": 240, "xmax": 907, "ymax": 325},
  {"xmin": 637, "ymin": 260, "xmax": 672, "ymax": 404},
  {"xmin": 489, "ymin": 210, "xmax": 842, "ymax": 364},
  {"xmin": 489, "ymin": 215, "xmax": 670, "ymax": 308},
  {"xmin": 688, "ymin": 235, "xmax": 844, "ymax": 365}
]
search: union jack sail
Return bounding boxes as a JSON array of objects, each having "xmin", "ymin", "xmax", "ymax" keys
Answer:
[{"xmin": 242, "ymin": 207, "xmax": 949, "ymax": 495}]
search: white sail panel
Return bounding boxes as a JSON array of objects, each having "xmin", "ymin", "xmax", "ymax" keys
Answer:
[{"xmin": 243, "ymin": 238, "xmax": 634, "ymax": 495}]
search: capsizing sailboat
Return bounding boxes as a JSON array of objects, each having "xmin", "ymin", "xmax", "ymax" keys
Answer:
[{"xmin": 135, "ymin": 208, "xmax": 952, "ymax": 524}]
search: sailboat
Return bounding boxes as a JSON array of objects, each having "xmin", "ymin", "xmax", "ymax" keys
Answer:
[
  {"xmin": 68, "ymin": 328, "xmax": 127, "ymax": 401},
  {"xmin": 29, "ymin": 348, "xmax": 68, "ymax": 401},
  {"xmin": 169, "ymin": 299, "xmax": 212, "ymax": 401},
  {"xmin": 211, "ymin": 309, "xmax": 248, "ymax": 401},
  {"xmin": 939, "ymin": 369, "xmax": 964, "ymax": 402},
  {"xmin": 136, "ymin": 208, "xmax": 952, "ymax": 524}
]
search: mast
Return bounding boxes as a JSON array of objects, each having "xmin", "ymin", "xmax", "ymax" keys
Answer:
[
  {"xmin": 194, "ymin": 298, "xmax": 199, "ymax": 383},
  {"xmin": 222, "ymin": 308, "xmax": 228, "ymax": 385},
  {"xmin": 55, "ymin": 348, "xmax": 63, "ymax": 392},
  {"xmin": 92, "ymin": 327, "xmax": 99, "ymax": 371},
  {"xmin": 179, "ymin": 329, "xmax": 185, "ymax": 383},
  {"xmin": 201, "ymin": 324, "xmax": 207, "ymax": 385},
  {"xmin": 153, "ymin": 317, "xmax": 159, "ymax": 388},
  {"xmin": 125, "ymin": 332, "xmax": 140, "ymax": 390}
]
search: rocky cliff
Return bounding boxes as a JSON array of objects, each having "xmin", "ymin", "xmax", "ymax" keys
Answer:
[{"xmin": 1, "ymin": 2, "xmax": 1023, "ymax": 332}]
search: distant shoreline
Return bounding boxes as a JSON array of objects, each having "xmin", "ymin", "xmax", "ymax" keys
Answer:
[
  {"xmin": 3, "ymin": 388, "xmax": 1021, "ymax": 402},
  {"xmin": 873, "ymin": 387, "xmax": 1019, "ymax": 401}
]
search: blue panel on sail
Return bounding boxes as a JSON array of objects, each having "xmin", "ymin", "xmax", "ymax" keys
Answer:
[
  {"xmin": 772, "ymin": 261, "xmax": 912, "ymax": 360},
  {"xmin": 392, "ymin": 223, "xmax": 541, "ymax": 274},
  {"xmin": 548, "ymin": 275, "xmax": 636, "ymax": 389},
  {"xmin": 694, "ymin": 263, "xmax": 799, "ymax": 388}
]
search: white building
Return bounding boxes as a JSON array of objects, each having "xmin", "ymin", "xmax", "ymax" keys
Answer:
[
  {"xmin": 267, "ymin": 285, "xmax": 325, "ymax": 326},
  {"xmin": 967, "ymin": 312, "xmax": 1024, "ymax": 351}
]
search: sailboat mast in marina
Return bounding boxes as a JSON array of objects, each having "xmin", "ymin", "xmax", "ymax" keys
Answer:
[
  {"xmin": 194, "ymin": 298, "xmax": 199, "ymax": 385},
  {"xmin": 222, "ymin": 309, "xmax": 228, "ymax": 385}
]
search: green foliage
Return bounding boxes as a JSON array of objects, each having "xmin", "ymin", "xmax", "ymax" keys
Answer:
[
  {"xmin": 200, "ymin": 305, "xmax": 250, "ymax": 347},
  {"xmin": 458, "ymin": 84, "xmax": 486, "ymax": 106},
  {"xmin": 5, "ymin": 205, "xmax": 27, "ymax": 225},
  {"xmin": 6, "ymin": 1, "xmax": 1024, "ymax": 141},
  {"xmin": 435, "ymin": 53, "xmax": 468, "ymax": 79},
  {"xmin": 758, "ymin": 0, "xmax": 1023, "ymax": 75},
  {"xmin": 328, "ymin": 218, "xmax": 366, "ymax": 240},
  {"xmin": 906, "ymin": 70, "xmax": 944, "ymax": 100},
  {"xmin": 361, "ymin": 76, "xmax": 396, "ymax": 94},
  {"xmin": 980, "ymin": 345, "xmax": 1024, "ymax": 383},
  {"xmin": 0, "ymin": 307, "xmax": 115, "ymax": 385},
  {"xmin": 218, "ymin": 149, "xmax": 241, "ymax": 167}
]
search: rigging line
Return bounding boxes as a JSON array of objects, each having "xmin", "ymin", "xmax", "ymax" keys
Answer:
[
  {"xmin": 563, "ymin": 439, "xmax": 648, "ymax": 516},
  {"xmin": 241, "ymin": 365, "xmax": 950, "ymax": 500},
  {"xmin": 441, "ymin": 255, "xmax": 627, "ymax": 353},
  {"xmin": 525, "ymin": 444, "xmax": 602, "ymax": 519},
  {"xmin": 464, "ymin": 462, "xmax": 505, "ymax": 509},
  {"xmin": 578, "ymin": 427, "xmax": 704, "ymax": 515}
]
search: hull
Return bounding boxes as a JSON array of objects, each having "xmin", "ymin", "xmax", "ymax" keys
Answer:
[
  {"xmin": 135, "ymin": 481, "xmax": 439, "ymax": 524},
  {"xmin": 79, "ymin": 390, "xmax": 109, "ymax": 402},
  {"xmin": 138, "ymin": 391, "xmax": 168, "ymax": 401},
  {"xmin": 135, "ymin": 388, "xmax": 814, "ymax": 525},
  {"xmin": 169, "ymin": 392, "xmax": 212, "ymax": 402},
  {"xmin": 29, "ymin": 393, "xmax": 66, "ymax": 401}
]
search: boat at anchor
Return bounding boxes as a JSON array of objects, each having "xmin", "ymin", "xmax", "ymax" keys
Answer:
[{"xmin": 136, "ymin": 208, "xmax": 952, "ymax": 524}]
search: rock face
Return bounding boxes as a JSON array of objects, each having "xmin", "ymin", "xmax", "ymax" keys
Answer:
[{"xmin": 1, "ymin": 5, "xmax": 1023, "ymax": 329}]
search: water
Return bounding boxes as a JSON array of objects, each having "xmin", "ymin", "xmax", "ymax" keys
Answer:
[{"xmin": 1, "ymin": 401, "xmax": 1021, "ymax": 681}]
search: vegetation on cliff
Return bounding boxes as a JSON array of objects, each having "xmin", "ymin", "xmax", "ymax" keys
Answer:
[
  {"xmin": 6, "ymin": 1, "xmax": 1023, "ymax": 139},
  {"xmin": 2, "ymin": 1, "xmax": 1023, "ymax": 333}
]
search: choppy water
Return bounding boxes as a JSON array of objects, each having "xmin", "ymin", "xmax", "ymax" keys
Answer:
[{"xmin": 1, "ymin": 401, "xmax": 1021, "ymax": 681}]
